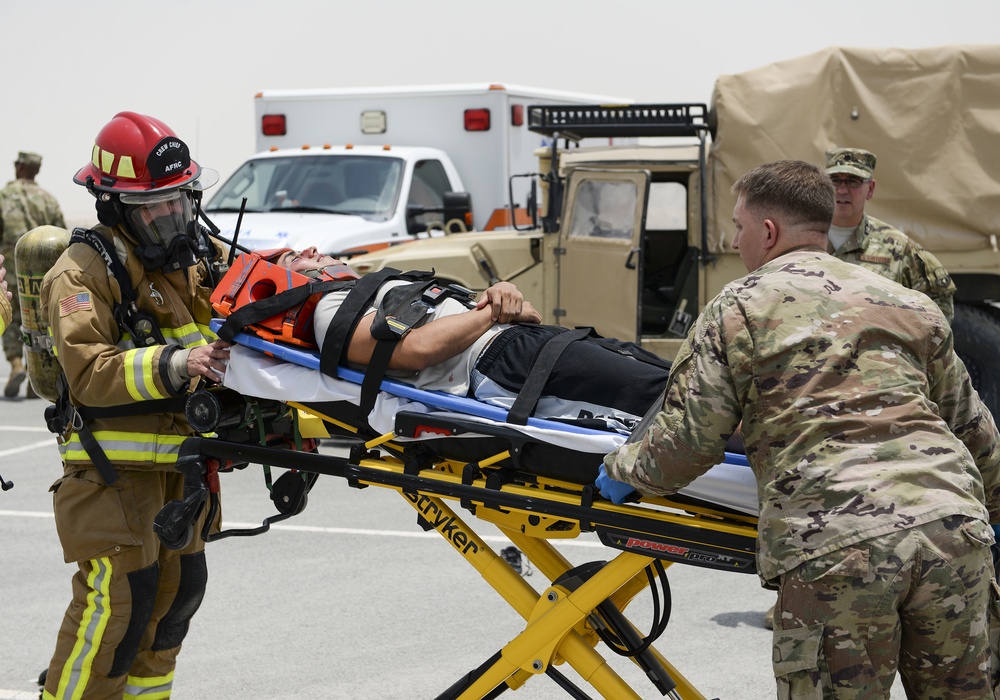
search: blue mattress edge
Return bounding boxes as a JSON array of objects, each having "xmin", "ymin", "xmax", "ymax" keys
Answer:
[{"xmin": 212, "ymin": 318, "xmax": 751, "ymax": 467}]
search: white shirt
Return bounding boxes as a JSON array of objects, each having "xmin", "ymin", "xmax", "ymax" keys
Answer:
[{"xmin": 312, "ymin": 280, "xmax": 506, "ymax": 396}]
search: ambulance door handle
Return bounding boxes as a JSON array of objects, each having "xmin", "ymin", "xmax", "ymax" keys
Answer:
[{"xmin": 625, "ymin": 248, "xmax": 639, "ymax": 270}]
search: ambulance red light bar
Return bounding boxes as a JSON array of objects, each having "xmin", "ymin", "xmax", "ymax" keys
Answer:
[
  {"xmin": 464, "ymin": 109, "xmax": 491, "ymax": 132},
  {"xmin": 261, "ymin": 114, "xmax": 287, "ymax": 137}
]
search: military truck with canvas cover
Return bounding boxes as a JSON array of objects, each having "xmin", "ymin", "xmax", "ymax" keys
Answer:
[{"xmin": 347, "ymin": 46, "xmax": 1000, "ymax": 416}]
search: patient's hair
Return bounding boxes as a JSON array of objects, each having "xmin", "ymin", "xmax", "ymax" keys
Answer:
[{"xmin": 732, "ymin": 160, "xmax": 834, "ymax": 233}]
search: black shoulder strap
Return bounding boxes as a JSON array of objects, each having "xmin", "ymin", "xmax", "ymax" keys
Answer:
[
  {"xmin": 319, "ymin": 267, "xmax": 420, "ymax": 375},
  {"xmin": 69, "ymin": 227, "xmax": 166, "ymax": 346},
  {"xmin": 70, "ymin": 227, "xmax": 137, "ymax": 307},
  {"xmin": 318, "ymin": 268, "xmax": 441, "ymax": 422}
]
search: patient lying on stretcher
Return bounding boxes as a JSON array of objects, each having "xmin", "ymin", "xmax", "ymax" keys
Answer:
[
  {"xmin": 266, "ymin": 247, "xmax": 672, "ymax": 433},
  {"xmin": 213, "ymin": 247, "xmax": 756, "ymax": 514}
]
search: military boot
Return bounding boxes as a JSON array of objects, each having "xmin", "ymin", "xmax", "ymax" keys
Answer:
[{"xmin": 5, "ymin": 356, "xmax": 26, "ymax": 398}]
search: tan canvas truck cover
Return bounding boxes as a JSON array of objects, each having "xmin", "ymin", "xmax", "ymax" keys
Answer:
[{"xmin": 707, "ymin": 45, "xmax": 1000, "ymax": 254}]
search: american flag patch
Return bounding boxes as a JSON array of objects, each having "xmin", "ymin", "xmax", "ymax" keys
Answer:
[{"xmin": 59, "ymin": 292, "xmax": 92, "ymax": 317}]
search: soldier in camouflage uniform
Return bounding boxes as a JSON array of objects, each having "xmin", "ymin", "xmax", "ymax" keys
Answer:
[
  {"xmin": 755, "ymin": 148, "xmax": 962, "ymax": 631},
  {"xmin": 825, "ymin": 147, "xmax": 955, "ymax": 322},
  {"xmin": 601, "ymin": 160, "xmax": 1000, "ymax": 699},
  {"xmin": 0, "ymin": 151, "xmax": 66, "ymax": 398}
]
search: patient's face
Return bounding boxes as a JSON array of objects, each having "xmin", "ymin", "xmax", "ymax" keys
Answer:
[{"xmin": 275, "ymin": 247, "xmax": 341, "ymax": 272}]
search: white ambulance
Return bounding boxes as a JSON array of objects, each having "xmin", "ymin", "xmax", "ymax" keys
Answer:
[{"xmin": 204, "ymin": 83, "xmax": 631, "ymax": 256}]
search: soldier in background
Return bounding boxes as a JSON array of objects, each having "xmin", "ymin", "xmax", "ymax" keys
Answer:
[
  {"xmin": 825, "ymin": 147, "xmax": 956, "ymax": 322},
  {"xmin": 0, "ymin": 151, "xmax": 65, "ymax": 398},
  {"xmin": 600, "ymin": 160, "xmax": 1000, "ymax": 698}
]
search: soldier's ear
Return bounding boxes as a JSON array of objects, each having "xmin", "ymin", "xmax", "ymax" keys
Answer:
[{"xmin": 762, "ymin": 218, "xmax": 779, "ymax": 249}]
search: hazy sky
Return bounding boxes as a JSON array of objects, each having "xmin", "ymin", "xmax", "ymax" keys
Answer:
[{"xmin": 3, "ymin": 0, "xmax": 998, "ymax": 223}]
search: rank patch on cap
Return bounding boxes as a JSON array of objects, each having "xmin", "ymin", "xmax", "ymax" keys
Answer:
[{"xmin": 59, "ymin": 292, "xmax": 92, "ymax": 317}]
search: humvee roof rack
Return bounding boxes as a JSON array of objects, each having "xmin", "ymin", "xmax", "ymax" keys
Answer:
[{"xmin": 527, "ymin": 103, "xmax": 710, "ymax": 140}]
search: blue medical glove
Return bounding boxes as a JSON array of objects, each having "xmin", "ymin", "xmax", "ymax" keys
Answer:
[{"xmin": 596, "ymin": 464, "xmax": 638, "ymax": 504}]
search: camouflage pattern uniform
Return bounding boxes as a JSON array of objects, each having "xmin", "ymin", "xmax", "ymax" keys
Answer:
[
  {"xmin": 606, "ymin": 249, "xmax": 1000, "ymax": 698},
  {"xmin": 0, "ymin": 163, "xmax": 66, "ymax": 360},
  {"xmin": 831, "ymin": 213, "xmax": 956, "ymax": 323}
]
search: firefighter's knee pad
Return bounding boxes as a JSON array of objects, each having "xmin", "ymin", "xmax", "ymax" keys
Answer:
[
  {"xmin": 110, "ymin": 563, "xmax": 160, "ymax": 677},
  {"xmin": 153, "ymin": 551, "xmax": 208, "ymax": 651}
]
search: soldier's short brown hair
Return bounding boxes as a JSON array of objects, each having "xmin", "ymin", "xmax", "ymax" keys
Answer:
[{"xmin": 732, "ymin": 160, "xmax": 834, "ymax": 232}]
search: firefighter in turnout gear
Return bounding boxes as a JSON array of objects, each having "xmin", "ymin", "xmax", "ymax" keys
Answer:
[{"xmin": 39, "ymin": 112, "xmax": 230, "ymax": 700}]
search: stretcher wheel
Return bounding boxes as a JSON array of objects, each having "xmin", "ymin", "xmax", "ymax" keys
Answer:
[
  {"xmin": 153, "ymin": 499, "xmax": 196, "ymax": 550},
  {"xmin": 270, "ymin": 471, "xmax": 312, "ymax": 516},
  {"xmin": 161, "ymin": 525, "xmax": 194, "ymax": 551}
]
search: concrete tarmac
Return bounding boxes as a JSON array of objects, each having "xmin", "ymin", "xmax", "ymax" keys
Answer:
[{"xmin": 0, "ymin": 386, "xmax": 903, "ymax": 699}]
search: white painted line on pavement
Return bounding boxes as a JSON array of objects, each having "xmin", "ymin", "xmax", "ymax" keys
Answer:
[
  {"xmin": 223, "ymin": 520, "xmax": 604, "ymax": 547},
  {"xmin": 0, "ymin": 689, "xmax": 41, "ymax": 699},
  {"xmin": 0, "ymin": 511, "xmax": 604, "ymax": 548},
  {"xmin": 0, "ymin": 439, "xmax": 57, "ymax": 459}
]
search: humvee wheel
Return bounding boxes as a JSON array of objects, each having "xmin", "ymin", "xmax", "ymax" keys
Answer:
[{"xmin": 953, "ymin": 303, "xmax": 1000, "ymax": 420}]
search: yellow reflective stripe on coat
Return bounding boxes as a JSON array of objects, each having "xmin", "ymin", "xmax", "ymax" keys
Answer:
[
  {"xmin": 119, "ymin": 324, "xmax": 211, "ymax": 351},
  {"xmin": 58, "ymin": 431, "xmax": 188, "ymax": 465},
  {"xmin": 196, "ymin": 321, "xmax": 217, "ymax": 341},
  {"xmin": 0, "ymin": 317, "xmax": 6, "ymax": 335},
  {"xmin": 123, "ymin": 347, "xmax": 167, "ymax": 401},
  {"xmin": 47, "ymin": 326, "xmax": 60, "ymax": 357},
  {"xmin": 161, "ymin": 321, "xmax": 210, "ymax": 347},
  {"xmin": 53, "ymin": 557, "xmax": 113, "ymax": 700},
  {"xmin": 124, "ymin": 670, "xmax": 174, "ymax": 699}
]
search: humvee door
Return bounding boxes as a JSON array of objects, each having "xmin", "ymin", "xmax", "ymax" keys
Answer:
[{"xmin": 555, "ymin": 168, "xmax": 650, "ymax": 340}]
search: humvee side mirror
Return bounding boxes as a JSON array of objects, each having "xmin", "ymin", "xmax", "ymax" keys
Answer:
[
  {"xmin": 442, "ymin": 191, "xmax": 473, "ymax": 228},
  {"xmin": 406, "ymin": 191, "xmax": 474, "ymax": 235}
]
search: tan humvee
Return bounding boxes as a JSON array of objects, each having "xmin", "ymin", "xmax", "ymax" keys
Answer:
[{"xmin": 348, "ymin": 46, "xmax": 1000, "ymax": 415}]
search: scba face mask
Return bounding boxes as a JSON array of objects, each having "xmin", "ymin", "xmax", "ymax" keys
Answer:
[{"xmin": 121, "ymin": 190, "xmax": 207, "ymax": 272}]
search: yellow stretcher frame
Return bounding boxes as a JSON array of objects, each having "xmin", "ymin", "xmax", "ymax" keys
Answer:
[{"xmin": 164, "ymin": 413, "xmax": 759, "ymax": 699}]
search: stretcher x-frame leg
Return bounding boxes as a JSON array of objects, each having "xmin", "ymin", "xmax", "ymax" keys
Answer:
[{"xmin": 398, "ymin": 492, "xmax": 703, "ymax": 699}]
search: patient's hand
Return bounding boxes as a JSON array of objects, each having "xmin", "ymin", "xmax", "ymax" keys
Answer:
[
  {"xmin": 516, "ymin": 301, "xmax": 541, "ymax": 325},
  {"xmin": 477, "ymin": 282, "xmax": 524, "ymax": 323}
]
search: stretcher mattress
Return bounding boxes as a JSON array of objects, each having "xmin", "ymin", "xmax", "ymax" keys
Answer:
[{"xmin": 215, "ymin": 320, "xmax": 759, "ymax": 516}]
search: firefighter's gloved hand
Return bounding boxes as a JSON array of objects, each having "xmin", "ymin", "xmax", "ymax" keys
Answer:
[{"xmin": 596, "ymin": 465, "xmax": 638, "ymax": 504}]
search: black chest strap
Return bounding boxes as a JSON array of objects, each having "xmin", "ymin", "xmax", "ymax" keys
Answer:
[
  {"xmin": 320, "ymin": 269, "xmax": 438, "ymax": 422},
  {"xmin": 70, "ymin": 228, "xmax": 166, "ymax": 347}
]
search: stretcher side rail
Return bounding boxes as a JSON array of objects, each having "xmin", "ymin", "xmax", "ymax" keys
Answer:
[
  {"xmin": 155, "ymin": 434, "xmax": 758, "ymax": 576},
  {"xmin": 153, "ymin": 402, "xmax": 756, "ymax": 696},
  {"xmin": 153, "ymin": 435, "xmax": 744, "ymax": 697}
]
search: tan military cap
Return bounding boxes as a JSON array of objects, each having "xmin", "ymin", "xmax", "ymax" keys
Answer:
[
  {"xmin": 825, "ymin": 148, "xmax": 876, "ymax": 180},
  {"xmin": 15, "ymin": 152, "xmax": 42, "ymax": 167}
]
